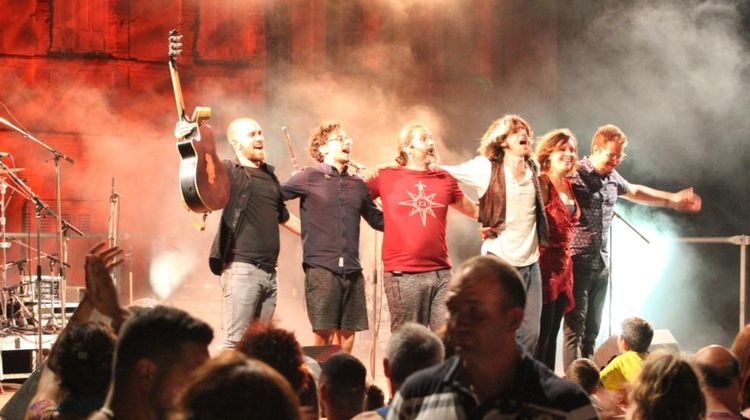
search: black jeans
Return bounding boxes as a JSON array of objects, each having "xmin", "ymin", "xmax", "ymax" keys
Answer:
[
  {"xmin": 563, "ymin": 259, "xmax": 609, "ymax": 370},
  {"xmin": 535, "ymin": 294, "xmax": 568, "ymax": 370}
]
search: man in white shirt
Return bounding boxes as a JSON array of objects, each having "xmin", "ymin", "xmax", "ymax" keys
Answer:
[{"xmin": 442, "ymin": 114, "xmax": 548, "ymax": 355}]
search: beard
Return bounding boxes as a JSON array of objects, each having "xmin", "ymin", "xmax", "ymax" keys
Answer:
[{"xmin": 243, "ymin": 148, "xmax": 266, "ymax": 163}]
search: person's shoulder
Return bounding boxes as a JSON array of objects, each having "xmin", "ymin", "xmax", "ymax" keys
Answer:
[
  {"xmin": 397, "ymin": 357, "xmax": 458, "ymax": 399},
  {"xmin": 524, "ymin": 357, "xmax": 596, "ymax": 412},
  {"xmin": 351, "ymin": 410, "xmax": 385, "ymax": 420}
]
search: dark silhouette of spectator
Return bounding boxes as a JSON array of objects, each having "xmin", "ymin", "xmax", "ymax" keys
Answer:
[
  {"xmin": 25, "ymin": 243, "xmax": 122, "ymax": 420},
  {"xmin": 626, "ymin": 350, "xmax": 705, "ymax": 420},
  {"xmin": 26, "ymin": 322, "xmax": 116, "ymax": 420},
  {"xmin": 319, "ymin": 353, "xmax": 367, "ymax": 420},
  {"xmin": 237, "ymin": 322, "xmax": 318, "ymax": 418},
  {"xmin": 90, "ymin": 305, "xmax": 213, "ymax": 420},
  {"xmin": 565, "ymin": 358, "xmax": 626, "ymax": 419},
  {"xmin": 732, "ymin": 324, "xmax": 750, "ymax": 415},
  {"xmin": 364, "ymin": 383, "xmax": 385, "ymax": 411},
  {"xmin": 566, "ymin": 358, "xmax": 600, "ymax": 396},
  {"xmin": 354, "ymin": 322, "xmax": 444, "ymax": 419},
  {"xmin": 693, "ymin": 345, "xmax": 748, "ymax": 419},
  {"xmin": 389, "ymin": 255, "xmax": 597, "ymax": 419},
  {"xmin": 173, "ymin": 349, "xmax": 300, "ymax": 420}
]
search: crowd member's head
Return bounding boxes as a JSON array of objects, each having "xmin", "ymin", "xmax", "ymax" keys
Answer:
[
  {"xmin": 534, "ymin": 128, "xmax": 578, "ymax": 175},
  {"xmin": 237, "ymin": 322, "xmax": 319, "ymax": 418},
  {"xmin": 174, "ymin": 350, "xmax": 300, "ymax": 420},
  {"xmin": 48, "ymin": 321, "xmax": 116, "ymax": 406},
  {"xmin": 731, "ymin": 324, "xmax": 750, "ymax": 410},
  {"xmin": 477, "ymin": 115, "xmax": 533, "ymax": 162},
  {"xmin": 620, "ymin": 317, "xmax": 654, "ymax": 354},
  {"xmin": 364, "ymin": 383, "xmax": 385, "ymax": 411},
  {"xmin": 308, "ymin": 121, "xmax": 351, "ymax": 167},
  {"xmin": 385, "ymin": 322, "xmax": 444, "ymax": 397},
  {"xmin": 446, "ymin": 255, "xmax": 525, "ymax": 366},
  {"xmin": 238, "ymin": 322, "xmax": 306, "ymax": 394},
  {"xmin": 108, "ymin": 305, "xmax": 213, "ymax": 419},
  {"xmin": 626, "ymin": 350, "xmax": 705, "ymax": 420},
  {"xmin": 693, "ymin": 345, "xmax": 743, "ymax": 416},
  {"xmin": 228, "ymin": 118, "xmax": 266, "ymax": 165},
  {"xmin": 565, "ymin": 358, "xmax": 600, "ymax": 396},
  {"xmin": 319, "ymin": 353, "xmax": 366, "ymax": 420},
  {"xmin": 395, "ymin": 123, "xmax": 437, "ymax": 168},
  {"xmin": 589, "ymin": 124, "xmax": 628, "ymax": 175}
]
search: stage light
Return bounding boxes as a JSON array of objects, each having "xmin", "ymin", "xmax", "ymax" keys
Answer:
[{"xmin": 148, "ymin": 245, "xmax": 196, "ymax": 300}]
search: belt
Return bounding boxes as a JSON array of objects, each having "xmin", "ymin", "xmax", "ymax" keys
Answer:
[{"xmin": 228, "ymin": 259, "xmax": 276, "ymax": 274}]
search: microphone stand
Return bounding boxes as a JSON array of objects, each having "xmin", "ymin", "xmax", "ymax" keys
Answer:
[
  {"xmin": 107, "ymin": 178, "xmax": 120, "ymax": 288},
  {"xmin": 607, "ymin": 210, "xmax": 650, "ymax": 337},
  {"xmin": 0, "ymin": 117, "xmax": 82, "ymax": 331}
]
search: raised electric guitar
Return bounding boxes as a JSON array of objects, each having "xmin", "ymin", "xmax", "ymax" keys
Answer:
[{"xmin": 168, "ymin": 30, "xmax": 229, "ymax": 213}]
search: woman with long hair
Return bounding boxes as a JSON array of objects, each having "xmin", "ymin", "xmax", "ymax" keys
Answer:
[{"xmin": 533, "ymin": 128, "xmax": 580, "ymax": 369}]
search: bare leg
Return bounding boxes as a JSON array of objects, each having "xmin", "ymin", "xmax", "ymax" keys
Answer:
[
  {"xmin": 338, "ymin": 330, "xmax": 355, "ymax": 353},
  {"xmin": 314, "ymin": 329, "xmax": 334, "ymax": 346}
]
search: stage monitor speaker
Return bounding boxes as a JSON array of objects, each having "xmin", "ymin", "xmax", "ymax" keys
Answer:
[
  {"xmin": 302, "ymin": 344, "xmax": 342, "ymax": 364},
  {"xmin": 592, "ymin": 329, "xmax": 679, "ymax": 369}
]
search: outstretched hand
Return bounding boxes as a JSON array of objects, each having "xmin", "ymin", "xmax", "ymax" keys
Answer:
[
  {"xmin": 84, "ymin": 242, "xmax": 123, "ymax": 320},
  {"xmin": 670, "ymin": 187, "xmax": 702, "ymax": 213}
]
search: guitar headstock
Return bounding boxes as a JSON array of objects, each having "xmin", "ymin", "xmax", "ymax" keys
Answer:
[{"xmin": 168, "ymin": 30, "xmax": 183, "ymax": 64}]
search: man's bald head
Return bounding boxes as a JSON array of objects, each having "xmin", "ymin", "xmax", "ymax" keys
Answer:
[
  {"xmin": 694, "ymin": 345, "xmax": 740, "ymax": 388},
  {"xmin": 693, "ymin": 345, "xmax": 742, "ymax": 415},
  {"xmin": 227, "ymin": 118, "xmax": 266, "ymax": 164}
]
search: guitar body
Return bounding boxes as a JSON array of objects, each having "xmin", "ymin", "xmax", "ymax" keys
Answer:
[{"xmin": 177, "ymin": 123, "xmax": 230, "ymax": 213}]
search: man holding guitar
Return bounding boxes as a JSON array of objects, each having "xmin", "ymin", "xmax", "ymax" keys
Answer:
[
  {"xmin": 281, "ymin": 121, "xmax": 383, "ymax": 353},
  {"xmin": 175, "ymin": 118, "xmax": 301, "ymax": 349}
]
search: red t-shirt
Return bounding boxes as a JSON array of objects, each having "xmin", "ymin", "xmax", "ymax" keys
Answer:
[{"xmin": 366, "ymin": 167, "xmax": 463, "ymax": 272}]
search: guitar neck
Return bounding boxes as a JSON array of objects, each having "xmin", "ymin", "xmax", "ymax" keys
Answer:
[{"xmin": 169, "ymin": 60, "xmax": 187, "ymax": 122}]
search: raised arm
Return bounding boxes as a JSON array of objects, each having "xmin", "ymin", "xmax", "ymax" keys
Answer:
[
  {"xmin": 624, "ymin": 185, "xmax": 702, "ymax": 212},
  {"xmin": 26, "ymin": 243, "xmax": 125, "ymax": 419}
]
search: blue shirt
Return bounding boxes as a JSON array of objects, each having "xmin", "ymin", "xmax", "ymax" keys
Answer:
[
  {"xmin": 281, "ymin": 163, "xmax": 383, "ymax": 274},
  {"xmin": 570, "ymin": 157, "xmax": 631, "ymax": 269}
]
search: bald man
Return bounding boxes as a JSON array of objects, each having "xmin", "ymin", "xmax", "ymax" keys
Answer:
[
  {"xmin": 693, "ymin": 345, "xmax": 748, "ymax": 419},
  {"xmin": 176, "ymin": 119, "xmax": 300, "ymax": 348}
]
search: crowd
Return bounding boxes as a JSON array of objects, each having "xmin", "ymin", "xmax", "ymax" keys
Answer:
[{"xmin": 2, "ymin": 244, "xmax": 746, "ymax": 420}]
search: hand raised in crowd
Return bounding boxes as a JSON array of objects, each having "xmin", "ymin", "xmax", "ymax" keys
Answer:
[
  {"xmin": 669, "ymin": 187, "xmax": 702, "ymax": 213},
  {"xmin": 84, "ymin": 242, "xmax": 125, "ymax": 322}
]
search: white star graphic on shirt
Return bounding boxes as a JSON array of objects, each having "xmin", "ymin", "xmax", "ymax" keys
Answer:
[{"xmin": 397, "ymin": 181, "xmax": 445, "ymax": 226}]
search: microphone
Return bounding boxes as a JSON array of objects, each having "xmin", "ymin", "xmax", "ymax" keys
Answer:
[{"xmin": 0, "ymin": 152, "xmax": 9, "ymax": 157}]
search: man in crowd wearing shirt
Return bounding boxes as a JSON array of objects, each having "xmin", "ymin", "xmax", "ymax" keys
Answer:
[
  {"xmin": 563, "ymin": 124, "xmax": 701, "ymax": 368},
  {"xmin": 388, "ymin": 255, "xmax": 598, "ymax": 419},
  {"xmin": 442, "ymin": 115, "xmax": 548, "ymax": 355},
  {"xmin": 282, "ymin": 121, "xmax": 383, "ymax": 353},
  {"xmin": 366, "ymin": 123, "xmax": 477, "ymax": 332}
]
